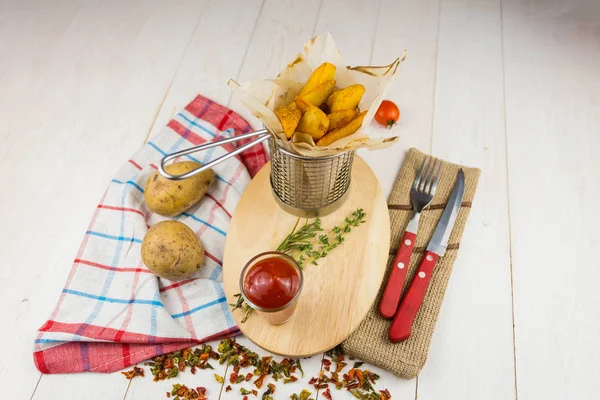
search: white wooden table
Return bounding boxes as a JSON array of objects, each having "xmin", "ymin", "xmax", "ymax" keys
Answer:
[{"xmin": 1, "ymin": 0, "xmax": 599, "ymax": 399}]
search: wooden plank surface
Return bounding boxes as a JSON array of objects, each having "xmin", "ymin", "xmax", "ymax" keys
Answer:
[
  {"xmin": 418, "ymin": 0, "xmax": 515, "ymax": 399},
  {"xmin": 502, "ymin": 1, "xmax": 600, "ymax": 399},
  {"xmin": 0, "ymin": 0, "xmax": 209, "ymax": 399}
]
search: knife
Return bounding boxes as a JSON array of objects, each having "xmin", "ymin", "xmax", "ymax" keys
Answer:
[{"xmin": 388, "ymin": 169, "xmax": 465, "ymax": 343}]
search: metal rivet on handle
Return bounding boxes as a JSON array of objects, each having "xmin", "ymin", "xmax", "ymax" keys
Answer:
[
  {"xmin": 405, "ymin": 239, "xmax": 412, "ymax": 246},
  {"xmin": 397, "ymin": 262, "xmax": 405, "ymax": 269},
  {"xmin": 426, "ymin": 254, "xmax": 434, "ymax": 261},
  {"xmin": 418, "ymin": 271, "xmax": 426, "ymax": 278}
]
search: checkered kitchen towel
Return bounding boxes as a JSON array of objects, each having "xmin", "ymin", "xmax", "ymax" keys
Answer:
[{"xmin": 33, "ymin": 95, "xmax": 268, "ymax": 374}]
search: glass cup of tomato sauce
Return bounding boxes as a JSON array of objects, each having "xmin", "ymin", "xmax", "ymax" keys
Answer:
[{"xmin": 239, "ymin": 251, "xmax": 303, "ymax": 325}]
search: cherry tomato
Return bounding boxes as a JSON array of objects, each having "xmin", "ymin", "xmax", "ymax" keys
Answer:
[{"xmin": 374, "ymin": 100, "xmax": 400, "ymax": 127}]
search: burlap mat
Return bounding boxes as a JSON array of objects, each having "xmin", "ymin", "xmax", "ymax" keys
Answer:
[{"xmin": 341, "ymin": 148, "xmax": 481, "ymax": 379}]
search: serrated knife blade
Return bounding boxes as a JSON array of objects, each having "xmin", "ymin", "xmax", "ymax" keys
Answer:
[{"xmin": 426, "ymin": 169, "xmax": 465, "ymax": 256}]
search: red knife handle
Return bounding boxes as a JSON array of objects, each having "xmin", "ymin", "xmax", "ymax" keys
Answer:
[
  {"xmin": 389, "ymin": 250, "xmax": 439, "ymax": 342},
  {"xmin": 378, "ymin": 231, "xmax": 417, "ymax": 319}
]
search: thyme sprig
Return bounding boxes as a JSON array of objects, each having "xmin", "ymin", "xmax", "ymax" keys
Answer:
[
  {"xmin": 229, "ymin": 293, "xmax": 254, "ymax": 323},
  {"xmin": 276, "ymin": 208, "xmax": 366, "ymax": 268}
]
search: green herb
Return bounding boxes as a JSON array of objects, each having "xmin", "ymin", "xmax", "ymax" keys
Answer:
[
  {"xmin": 240, "ymin": 388, "xmax": 253, "ymax": 395},
  {"xmin": 277, "ymin": 218, "xmax": 323, "ymax": 253},
  {"xmin": 229, "ymin": 293, "xmax": 254, "ymax": 323},
  {"xmin": 214, "ymin": 374, "xmax": 224, "ymax": 384},
  {"xmin": 296, "ymin": 358, "xmax": 304, "ymax": 377},
  {"xmin": 277, "ymin": 208, "xmax": 366, "ymax": 268}
]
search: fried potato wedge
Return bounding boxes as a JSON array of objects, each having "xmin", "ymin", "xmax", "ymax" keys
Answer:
[
  {"xmin": 299, "ymin": 62, "xmax": 337, "ymax": 96},
  {"xmin": 274, "ymin": 102, "xmax": 301, "ymax": 139},
  {"xmin": 297, "ymin": 105, "xmax": 329, "ymax": 140},
  {"xmin": 299, "ymin": 80, "xmax": 336, "ymax": 107},
  {"xmin": 327, "ymin": 109, "xmax": 358, "ymax": 131},
  {"xmin": 327, "ymin": 84, "xmax": 365, "ymax": 112},
  {"xmin": 294, "ymin": 96, "xmax": 312, "ymax": 113},
  {"xmin": 317, "ymin": 110, "xmax": 367, "ymax": 146}
]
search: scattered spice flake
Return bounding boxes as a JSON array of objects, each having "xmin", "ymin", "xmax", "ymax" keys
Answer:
[
  {"xmin": 299, "ymin": 389, "xmax": 314, "ymax": 400},
  {"xmin": 214, "ymin": 373, "xmax": 224, "ymax": 384},
  {"xmin": 315, "ymin": 383, "xmax": 328, "ymax": 389},
  {"xmin": 246, "ymin": 372, "xmax": 253, "ymax": 381},
  {"xmin": 252, "ymin": 389, "xmax": 258, "ymax": 396},
  {"xmin": 308, "ymin": 377, "xmax": 318, "ymax": 385},
  {"xmin": 348, "ymin": 369, "xmax": 356, "ymax": 381},
  {"xmin": 262, "ymin": 383, "xmax": 276, "ymax": 399},
  {"xmin": 121, "ymin": 366, "xmax": 144, "ymax": 379},
  {"xmin": 347, "ymin": 382, "xmax": 360, "ymax": 390},
  {"xmin": 356, "ymin": 369, "xmax": 365, "ymax": 386},
  {"xmin": 241, "ymin": 388, "xmax": 253, "ymax": 395},
  {"xmin": 322, "ymin": 388, "xmax": 332, "ymax": 400},
  {"xmin": 229, "ymin": 372, "xmax": 239, "ymax": 384},
  {"xmin": 296, "ymin": 359, "xmax": 304, "ymax": 377},
  {"xmin": 353, "ymin": 361, "xmax": 365, "ymax": 369},
  {"xmin": 168, "ymin": 384, "xmax": 206, "ymax": 400},
  {"xmin": 322, "ymin": 359, "xmax": 332, "ymax": 368},
  {"xmin": 335, "ymin": 362, "xmax": 347, "ymax": 373},
  {"xmin": 380, "ymin": 388, "xmax": 392, "ymax": 399},
  {"xmin": 254, "ymin": 374, "xmax": 267, "ymax": 389},
  {"xmin": 225, "ymin": 385, "xmax": 232, "ymax": 392},
  {"xmin": 243, "ymin": 396, "xmax": 249, "ymax": 400},
  {"xmin": 283, "ymin": 376, "xmax": 298, "ymax": 384}
]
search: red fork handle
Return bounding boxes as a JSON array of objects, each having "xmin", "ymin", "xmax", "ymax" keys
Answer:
[
  {"xmin": 389, "ymin": 250, "xmax": 439, "ymax": 342},
  {"xmin": 378, "ymin": 231, "xmax": 417, "ymax": 319}
]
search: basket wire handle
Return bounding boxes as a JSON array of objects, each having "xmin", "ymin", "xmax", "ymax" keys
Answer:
[{"xmin": 158, "ymin": 129, "xmax": 270, "ymax": 180}]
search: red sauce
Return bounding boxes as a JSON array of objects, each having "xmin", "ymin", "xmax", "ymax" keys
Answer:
[{"xmin": 243, "ymin": 256, "xmax": 300, "ymax": 309}]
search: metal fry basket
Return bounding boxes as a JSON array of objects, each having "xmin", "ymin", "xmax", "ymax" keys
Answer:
[
  {"xmin": 158, "ymin": 128, "xmax": 354, "ymax": 215},
  {"xmin": 268, "ymin": 138, "xmax": 354, "ymax": 213}
]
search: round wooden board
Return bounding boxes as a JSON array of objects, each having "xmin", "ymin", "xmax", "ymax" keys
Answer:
[{"xmin": 223, "ymin": 156, "xmax": 390, "ymax": 357}]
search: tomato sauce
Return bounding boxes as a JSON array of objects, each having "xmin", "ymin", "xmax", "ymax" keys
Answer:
[{"xmin": 243, "ymin": 256, "xmax": 300, "ymax": 309}]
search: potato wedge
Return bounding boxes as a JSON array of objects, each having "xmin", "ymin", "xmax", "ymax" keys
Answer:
[
  {"xmin": 294, "ymin": 96, "xmax": 312, "ymax": 113},
  {"xmin": 327, "ymin": 109, "xmax": 358, "ymax": 131},
  {"xmin": 299, "ymin": 80, "xmax": 336, "ymax": 107},
  {"xmin": 327, "ymin": 84, "xmax": 365, "ymax": 112},
  {"xmin": 274, "ymin": 102, "xmax": 301, "ymax": 139},
  {"xmin": 297, "ymin": 105, "xmax": 329, "ymax": 140},
  {"xmin": 317, "ymin": 110, "xmax": 367, "ymax": 147},
  {"xmin": 299, "ymin": 62, "xmax": 337, "ymax": 96}
]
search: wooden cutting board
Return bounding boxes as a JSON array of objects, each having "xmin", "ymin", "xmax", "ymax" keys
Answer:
[{"xmin": 223, "ymin": 156, "xmax": 390, "ymax": 357}]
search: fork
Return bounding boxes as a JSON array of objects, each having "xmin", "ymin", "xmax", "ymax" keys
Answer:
[{"xmin": 378, "ymin": 156, "xmax": 442, "ymax": 319}]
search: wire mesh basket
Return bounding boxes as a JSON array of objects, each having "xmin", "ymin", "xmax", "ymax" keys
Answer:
[
  {"xmin": 268, "ymin": 138, "xmax": 354, "ymax": 212},
  {"xmin": 158, "ymin": 128, "xmax": 355, "ymax": 214}
]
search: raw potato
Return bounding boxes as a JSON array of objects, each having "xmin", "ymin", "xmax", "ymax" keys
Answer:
[
  {"xmin": 141, "ymin": 220, "xmax": 205, "ymax": 280},
  {"xmin": 327, "ymin": 109, "xmax": 358, "ymax": 131},
  {"xmin": 274, "ymin": 103, "xmax": 302, "ymax": 138},
  {"xmin": 299, "ymin": 62, "xmax": 337, "ymax": 96},
  {"xmin": 298, "ymin": 80, "xmax": 336, "ymax": 107},
  {"xmin": 327, "ymin": 84, "xmax": 366, "ymax": 112},
  {"xmin": 317, "ymin": 110, "xmax": 367, "ymax": 147},
  {"xmin": 297, "ymin": 106, "xmax": 329, "ymax": 140},
  {"xmin": 144, "ymin": 161, "xmax": 215, "ymax": 217}
]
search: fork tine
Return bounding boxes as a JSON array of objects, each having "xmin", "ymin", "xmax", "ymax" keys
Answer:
[
  {"xmin": 419, "ymin": 156, "xmax": 434, "ymax": 192},
  {"xmin": 429, "ymin": 159, "xmax": 442, "ymax": 196},
  {"xmin": 412, "ymin": 157, "xmax": 429, "ymax": 191}
]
